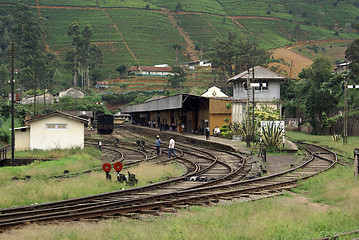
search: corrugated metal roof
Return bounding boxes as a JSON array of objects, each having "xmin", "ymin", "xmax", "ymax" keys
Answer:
[
  {"xmin": 25, "ymin": 110, "xmax": 89, "ymax": 123},
  {"xmin": 227, "ymin": 66, "xmax": 285, "ymax": 83}
]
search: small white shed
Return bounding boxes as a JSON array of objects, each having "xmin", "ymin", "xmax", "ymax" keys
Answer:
[{"xmin": 15, "ymin": 111, "xmax": 88, "ymax": 151}]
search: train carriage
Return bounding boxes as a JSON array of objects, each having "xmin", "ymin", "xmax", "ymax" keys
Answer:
[{"xmin": 97, "ymin": 114, "xmax": 114, "ymax": 134}]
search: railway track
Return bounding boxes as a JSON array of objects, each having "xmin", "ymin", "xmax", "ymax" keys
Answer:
[{"xmin": 0, "ymin": 137, "xmax": 337, "ymax": 231}]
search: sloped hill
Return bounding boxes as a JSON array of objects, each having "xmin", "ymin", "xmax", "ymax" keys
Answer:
[{"xmin": 1, "ymin": 0, "xmax": 358, "ymax": 89}]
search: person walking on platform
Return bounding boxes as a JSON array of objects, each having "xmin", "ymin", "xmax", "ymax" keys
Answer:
[
  {"xmin": 205, "ymin": 126, "xmax": 210, "ymax": 140},
  {"xmin": 168, "ymin": 136, "xmax": 177, "ymax": 159},
  {"xmin": 156, "ymin": 135, "xmax": 162, "ymax": 156}
]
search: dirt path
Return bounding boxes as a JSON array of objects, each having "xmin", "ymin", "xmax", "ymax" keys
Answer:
[{"xmin": 164, "ymin": 8, "xmax": 200, "ymax": 61}]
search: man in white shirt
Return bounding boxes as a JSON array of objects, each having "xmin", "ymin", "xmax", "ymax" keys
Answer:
[
  {"xmin": 168, "ymin": 136, "xmax": 177, "ymax": 158},
  {"xmin": 214, "ymin": 126, "xmax": 221, "ymax": 136}
]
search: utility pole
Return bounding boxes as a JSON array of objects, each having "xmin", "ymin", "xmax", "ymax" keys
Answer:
[
  {"xmin": 10, "ymin": 43, "xmax": 15, "ymax": 163},
  {"xmin": 343, "ymin": 77, "xmax": 348, "ymax": 145},
  {"xmin": 252, "ymin": 67, "xmax": 255, "ymax": 142},
  {"xmin": 354, "ymin": 148, "xmax": 359, "ymax": 179},
  {"xmin": 34, "ymin": 73, "xmax": 37, "ymax": 117},
  {"xmin": 246, "ymin": 68, "xmax": 251, "ymax": 147}
]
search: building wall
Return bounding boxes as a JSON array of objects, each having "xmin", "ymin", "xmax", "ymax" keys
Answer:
[
  {"xmin": 209, "ymin": 98, "xmax": 231, "ymax": 133},
  {"xmin": 29, "ymin": 116, "xmax": 84, "ymax": 150},
  {"xmin": 15, "ymin": 129, "xmax": 30, "ymax": 151},
  {"xmin": 233, "ymin": 81, "xmax": 281, "ymax": 100}
]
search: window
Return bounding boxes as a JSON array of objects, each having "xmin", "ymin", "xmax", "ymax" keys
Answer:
[{"xmin": 46, "ymin": 124, "xmax": 67, "ymax": 130}]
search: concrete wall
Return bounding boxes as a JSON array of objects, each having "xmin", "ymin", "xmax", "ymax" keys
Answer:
[
  {"xmin": 15, "ymin": 128, "xmax": 30, "ymax": 151},
  {"xmin": 29, "ymin": 115, "xmax": 84, "ymax": 150},
  {"xmin": 233, "ymin": 81, "xmax": 281, "ymax": 101}
]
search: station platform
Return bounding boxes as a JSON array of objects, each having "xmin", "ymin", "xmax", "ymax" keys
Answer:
[{"xmin": 122, "ymin": 125, "xmax": 298, "ymax": 154}]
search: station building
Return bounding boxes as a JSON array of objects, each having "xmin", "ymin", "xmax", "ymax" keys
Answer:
[
  {"xmin": 121, "ymin": 91, "xmax": 231, "ymax": 135},
  {"xmin": 14, "ymin": 111, "xmax": 88, "ymax": 151},
  {"xmin": 227, "ymin": 66, "xmax": 285, "ymax": 123}
]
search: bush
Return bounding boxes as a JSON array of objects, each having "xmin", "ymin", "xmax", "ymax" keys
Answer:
[
  {"xmin": 261, "ymin": 122, "xmax": 284, "ymax": 148},
  {"xmin": 220, "ymin": 124, "xmax": 230, "ymax": 132},
  {"xmin": 0, "ymin": 117, "xmax": 21, "ymax": 144},
  {"xmin": 222, "ymin": 131, "xmax": 232, "ymax": 139}
]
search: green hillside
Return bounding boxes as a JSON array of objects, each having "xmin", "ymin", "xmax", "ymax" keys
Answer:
[{"xmin": 0, "ymin": 0, "xmax": 358, "ymax": 85}]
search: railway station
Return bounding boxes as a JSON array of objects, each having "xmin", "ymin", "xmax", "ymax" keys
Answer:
[{"xmin": 121, "ymin": 92, "xmax": 231, "ymax": 135}]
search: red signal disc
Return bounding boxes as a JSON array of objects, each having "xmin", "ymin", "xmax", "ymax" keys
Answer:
[
  {"xmin": 102, "ymin": 163, "xmax": 112, "ymax": 173},
  {"xmin": 114, "ymin": 162, "xmax": 123, "ymax": 172}
]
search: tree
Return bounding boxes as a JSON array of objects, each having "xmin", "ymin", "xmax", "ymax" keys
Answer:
[
  {"xmin": 175, "ymin": 2, "xmax": 182, "ymax": 11},
  {"xmin": 207, "ymin": 32, "xmax": 237, "ymax": 78},
  {"xmin": 207, "ymin": 33, "xmax": 269, "ymax": 86},
  {"xmin": 67, "ymin": 23, "xmax": 103, "ymax": 92},
  {"xmin": 173, "ymin": 44, "xmax": 182, "ymax": 66},
  {"xmin": 12, "ymin": 3, "xmax": 48, "ymax": 92},
  {"xmin": 296, "ymin": 56, "xmax": 337, "ymax": 132},
  {"xmin": 168, "ymin": 66, "xmax": 186, "ymax": 89},
  {"xmin": 117, "ymin": 65, "xmax": 127, "ymax": 75},
  {"xmin": 67, "ymin": 22, "xmax": 81, "ymax": 87},
  {"xmin": 345, "ymin": 38, "xmax": 359, "ymax": 77},
  {"xmin": 0, "ymin": 64, "xmax": 9, "ymax": 96}
]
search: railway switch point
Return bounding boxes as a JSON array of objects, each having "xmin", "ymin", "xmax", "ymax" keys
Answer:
[
  {"xmin": 106, "ymin": 172, "xmax": 112, "ymax": 180},
  {"xmin": 117, "ymin": 173, "xmax": 127, "ymax": 183},
  {"xmin": 127, "ymin": 171, "xmax": 138, "ymax": 186}
]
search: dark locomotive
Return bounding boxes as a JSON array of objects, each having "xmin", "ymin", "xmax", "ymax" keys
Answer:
[{"xmin": 97, "ymin": 114, "xmax": 114, "ymax": 134}]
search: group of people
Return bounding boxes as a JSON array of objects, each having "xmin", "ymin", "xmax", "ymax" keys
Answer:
[{"xmin": 155, "ymin": 135, "xmax": 177, "ymax": 159}]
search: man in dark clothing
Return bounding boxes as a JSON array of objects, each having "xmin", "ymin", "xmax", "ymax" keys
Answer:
[{"xmin": 156, "ymin": 135, "xmax": 162, "ymax": 156}]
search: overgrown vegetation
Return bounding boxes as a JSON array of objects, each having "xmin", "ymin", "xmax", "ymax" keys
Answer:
[{"xmin": 0, "ymin": 159, "xmax": 184, "ymax": 208}]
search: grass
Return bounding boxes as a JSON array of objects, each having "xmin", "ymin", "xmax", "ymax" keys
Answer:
[
  {"xmin": 2, "ymin": 133, "xmax": 359, "ymax": 239},
  {"xmin": 0, "ymin": 162, "xmax": 185, "ymax": 208},
  {"xmin": 0, "ymin": 147, "xmax": 101, "ymax": 183},
  {"xmin": 286, "ymin": 131, "xmax": 359, "ymax": 158},
  {"xmin": 2, "ymin": 165, "xmax": 359, "ymax": 239}
]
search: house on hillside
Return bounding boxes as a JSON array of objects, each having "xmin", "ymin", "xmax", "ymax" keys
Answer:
[
  {"xmin": 182, "ymin": 60, "xmax": 211, "ymax": 67},
  {"xmin": 58, "ymin": 87, "xmax": 84, "ymax": 99},
  {"xmin": 21, "ymin": 93, "xmax": 54, "ymax": 105},
  {"xmin": 227, "ymin": 66, "xmax": 285, "ymax": 123},
  {"xmin": 96, "ymin": 81, "xmax": 109, "ymax": 89},
  {"xmin": 333, "ymin": 62, "xmax": 351, "ymax": 75},
  {"xmin": 14, "ymin": 111, "xmax": 88, "ymax": 151},
  {"xmin": 126, "ymin": 65, "xmax": 173, "ymax": 76}
]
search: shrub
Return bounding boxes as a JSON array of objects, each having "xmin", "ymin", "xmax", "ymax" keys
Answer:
[
  {"xmin": 331, "ymin": 134, "xmax": 342, "ymax": 142},
  {"xmin": 260, "ymin": 122, "xmax": 284, "ymax": 148},
  {"xmin": 222, "ymin": 131, "xmax": 232, "ymax": 139}
]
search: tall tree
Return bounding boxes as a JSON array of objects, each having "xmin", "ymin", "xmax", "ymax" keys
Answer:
[
  {"xmin": 12, "ymin": 3, "xmax": 48, "ymax": 92},
  {"xmin": 345, "ymin": 38, "xmax": 359, "ymax": 77},
  {"xmin": 173, "ymin": 44, "xmax": 181, "ymax": 66},
  {"xmin": 67, "ymin": 23, "xmax": 102, "ymax": 92},
  {"xmin": 168, "ymin": 66, "xmax": 186, "ymax": 89},
  {"xmin": 0, "ymin": 64, "xmax": 9, "ymax": 97},
  {"xmin": 296, "ymin": 56, "xmax": 337, "ymax": 132},
  {"xmin": 67, "ymin": 22, "xmax": 81, "ymax": 87}
]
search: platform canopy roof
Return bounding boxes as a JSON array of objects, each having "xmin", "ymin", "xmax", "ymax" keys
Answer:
[{"xmin": 121, "ymin": 94, "xmax": 226, "ymax": 113}]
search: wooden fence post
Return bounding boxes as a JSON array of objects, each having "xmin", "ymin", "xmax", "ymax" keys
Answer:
[{"xmin": 354, "ymin": 148, "xmax": 359, "ymax": 179}]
